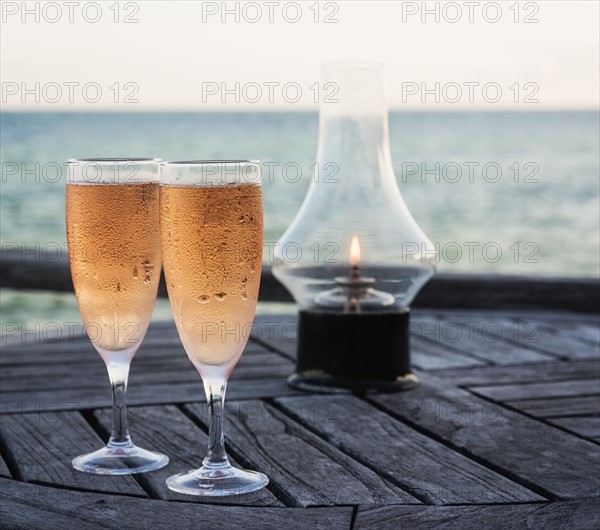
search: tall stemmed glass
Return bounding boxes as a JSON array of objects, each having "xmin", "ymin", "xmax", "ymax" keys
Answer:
[
  {"xmin": 66, "ymin": 158, "xmax": 169, "ymax": 474},
  {"xmin": 160, "ymin": 160, "xmax": 268, "ymax": 496}
]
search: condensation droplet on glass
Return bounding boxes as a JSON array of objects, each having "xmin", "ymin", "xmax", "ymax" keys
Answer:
[
  {"xmin": 198, "ymin": 295, "xmax": 210, "ymax": 304},
  {"xmin": 214, "ymin": 292, "xmax": 227, "ymax": 301}
]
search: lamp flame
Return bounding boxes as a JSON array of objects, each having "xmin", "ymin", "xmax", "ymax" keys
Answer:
[{"xmin": 349, "ymin": 236, "xmax": 361, "ymax": 267}]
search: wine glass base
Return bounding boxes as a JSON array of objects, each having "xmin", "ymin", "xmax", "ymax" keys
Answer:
[
  {"xmin": 166, "ymin": 465, "xmax": 269, "ymax": 497},
  {"xmin": 72, "ymin": 443, "xmax": 169, "ymax": 475}
]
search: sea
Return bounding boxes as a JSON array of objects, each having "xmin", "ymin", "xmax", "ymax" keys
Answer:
[{"xmin": 1, "ymin": 111, "xmax": 598, "ymax": 327}]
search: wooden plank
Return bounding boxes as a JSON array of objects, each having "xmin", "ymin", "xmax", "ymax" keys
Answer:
[
  {"xmin": 411, "ymin": 336, "xmax": 487, "ymax": 370},
  {"xmin": 507, "ymin": 396, "xmax": 600, "ymax": 418},
  {"xmin": 0, "ymin": 322, "xmax": 186, "ymax": 353},
  {"xmin": 0, "ymin": 351, "xmax": 294, "ymax": 393},
  {"xmin": 369, "ymin": 378, "xmax": 600, "ymax": 499},
  {"xmin": 0, "ymin": 332, "xmax": 270, "ymax": 364},
  {"xmin": 185, "ymin": 400, "xmax": 419, "ymax": 507},
  {"xmin": 413, "ymin": 315, "xmax": 556, "ymax": 365},
  {"xmin": 93, "ymin": 405, "xmax": 282, "ymax": 506},
  {"xmin": 0, "ymin": 412, "xmax": 146, "ymax": 496},
  {"xmin": 429, "ymin": 360, "xmax": 600, "ymax": 387},
  {"xmin": 425, "ymin": 308, "xmax": 600, "ymax": 325},
  {"xmin": 511, "ymin": 321, "xmax": 600, "ymax": 360},
  {"xmin": 0, "ymin": 344, "xmax": 271, "ymax": 375},
  {"xmin": 355, "ymin": 498, "xmax": 600, "ymax": 530},
  {"xmin": 0, "ymin": 481, "xmax": 101, "ymax": 530},
  {"xmin": 3, "ymin": 310, "xmax": 568, "ymax": 368},
  {"xmin": 523, "ymin": 318, "xmax": 600, "ymax": 345},
  {"xmin": 275, "ymin": 395, "xmax": 542, "ymax": 504},
  {"xmin": 548, "ymin": 416, "xmax": 600, "ymax": 439},
  {"xmin": 1, "ymin": 341, "xmax": 292, "ymax": 392},
  {"xmin": 565, "ymin": 323, "xmax": 600, "ymax": 345},
  {"xmin": 0, "ymin": 377, "xmax": 302, "ymax": 414},
  {"xmin": 12, "ymin": 351, "xmax": 187, "ymax": 373},
  {"xmin": 472, "ymin": 379, "xmax": 600, "ymax": 402},
  {"xmin": 0, "ymin": 339, "xmax": 94, "ymax": 361},
  {"xmin": 0, "ymin": 478, "xmax": 353, "ymax": 530},
  {"xmin": 0, "ymin": 319, "xmax": 272, "ymax": 346}
]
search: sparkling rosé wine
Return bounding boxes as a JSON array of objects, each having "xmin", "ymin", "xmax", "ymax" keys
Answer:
[
  {"xmin": 160, "ymin": 183, "xmax": 263, "ymax": 375},
  {"xmin": 66, "ymin": 183, "xmax": 161, "ymax": 355}
]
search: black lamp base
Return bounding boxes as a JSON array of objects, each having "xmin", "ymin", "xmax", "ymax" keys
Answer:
[{"xmin": 288, "ymin": 309, "xmax": 419, "ymax": 394}]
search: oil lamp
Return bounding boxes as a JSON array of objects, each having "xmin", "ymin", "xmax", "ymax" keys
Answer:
[{"xmin": 273, "ymin": 62, "xmax": 436, "ymax": 393}]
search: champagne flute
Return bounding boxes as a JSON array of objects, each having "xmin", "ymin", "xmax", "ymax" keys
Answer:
[
  {"xmin": 160, "ymin": 160, "xmax": 268, "ymax": 496},
  {"xmin": 66, "ymin": 158, "xmax": 169, "ymax": 474}
]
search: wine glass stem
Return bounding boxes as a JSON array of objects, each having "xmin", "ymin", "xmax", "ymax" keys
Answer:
[
  {"xmin": 106, "ymin": 362, "xmax": 132, "ymax": 446},
  {"xmin": 205, "ymin": 380, "xmax": 229, "ymax": 468}
]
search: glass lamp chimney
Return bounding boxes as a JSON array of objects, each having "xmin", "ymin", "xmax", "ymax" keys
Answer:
[
  {"xmin": 273, "ymin": 62, "xmax": 436, "ymax": 310},
  {"xmin": 272, "ymin": 62, "xmax": 436, "ymax": 393}
]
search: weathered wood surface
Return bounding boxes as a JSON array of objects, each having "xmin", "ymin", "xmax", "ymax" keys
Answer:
[
  {"xmin": 186, "ymin": 401, "xmax": 419, "ymax": 507},
  {"xmin": 92, "ymin": 405, "xmax": 282, "ymax": 506},
  {"xmin": 428, "ymin": 359, "xmax": 600, "ymax": 386},
  {"xmin": 471, "ymin": 379, "xmax": 599, "ymax": 401},
  {"xmin": 275, "ymin": 395, "xmax": 543, "ymax": 504},
  {"xmin": 0, "ymin": 411, "xmax": 146, "ymax": 496},
  {"xmin": 354, "ymin": 498, "xmax": 600, "ymax": 530},
  {"xmin": 509, "ymin": 396, "xmax": 600, "ymax": 418},
  {"xmin": 369, "ymin": 384, "xmax": 600, "ymax": 500},
  {"xmin": 547, "ymin": 416, "xmax": 600, "ymax": 440},
  {"xmin": 0, "ymin": 478, "xmax": 353, "ymax": 530},
  {"xmin": 1, "ymin": 309, "xmax": 599, "ymax": 528}
]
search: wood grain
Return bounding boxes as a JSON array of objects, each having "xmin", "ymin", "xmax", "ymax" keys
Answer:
[
  {"xmin": 413, "ymin": 315, "xmax": 556, "ymax": 365},
  {"xmin": 411, "ymin": 336, "xmax": 488, "ymax": 370},
  {"xmin": 370, "ymin": 379, "xmax": 600, "ymax": 499},
  {"xmin": 506, "ymin": 396, "xmax": 600, "ymax": 418},
  {"xmin": 185, "ymin": 400, "xmax": 419, "ymax": 507},
  {"xmin": 0, "ymin": 478, "xmax": 353, "ymax": 530},
  {"xmin": 1, "ymin": 305, "xmax": 599, "ymax": 525},
  {"xmin": 0, "ymin": 411, "xmax": 146, "ymax": 496},
  {"xmin": 92, "ymin": 404, "xmax": 282, "ymax": 506},
  {"xmin": 513, "ymin": 322, "xmax": 600, "ymax": 360},
  {"xmin": 275, "ymin": 395, "xmax": 542, "ymax": 504},
  {"xmin": 548, "ymin": 416, "xmax": 600, "ymax": 439},
  {"xmin": 0, "ymin": 377, "xmax": 302, "ymax": 414},
  {"xmin": 429, "ymin": 360, "xmax": 600, "ymax": 386},
  {"xmin": 355, "ymin": 498, "xmax": 600, "ymax": 530},
  {"xmin": 471, "ymin": 379, "xmax": 600, "ymax": 401},
  {"xmin": 0, "ymin": 351, "xmax": 293, "ymax": 393}
]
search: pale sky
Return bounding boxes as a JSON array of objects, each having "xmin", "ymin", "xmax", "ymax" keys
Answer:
[{"xmin": 1, "ymin": 0, "xmax": 598, "ymax": 110}]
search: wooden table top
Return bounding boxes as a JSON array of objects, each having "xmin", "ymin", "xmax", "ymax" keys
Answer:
[{"xmin": 1, "ymin": 309, "xmax": 599, "ymax": 529}]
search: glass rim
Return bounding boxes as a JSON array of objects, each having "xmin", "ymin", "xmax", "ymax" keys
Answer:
[
  {"xmin": 68, "ymin": 158, "xmax": 161, "ymax": 164},
  {"xmin": 161, "ymin": 159, "xmax": 258, "ymax": 166}
]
